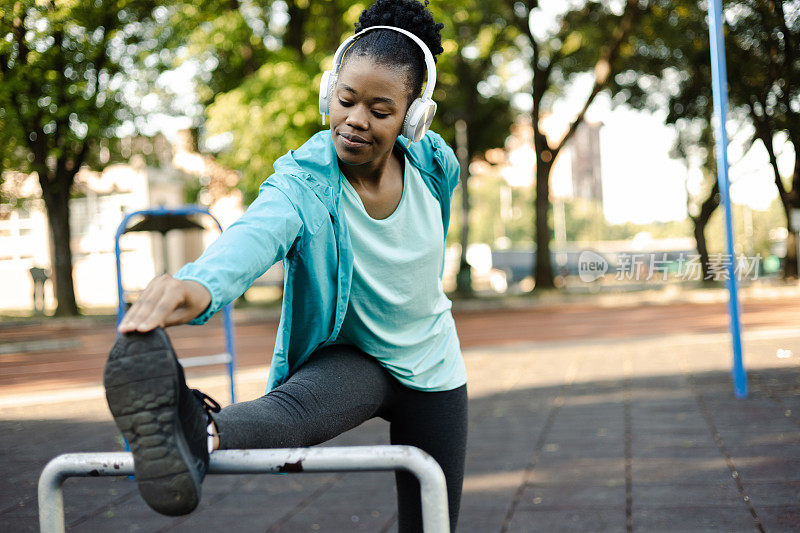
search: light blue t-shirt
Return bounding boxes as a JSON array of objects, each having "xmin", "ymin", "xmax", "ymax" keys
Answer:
[{"xmin": 336, "ymin": 155, "xmax": 467, "ymax": 392}]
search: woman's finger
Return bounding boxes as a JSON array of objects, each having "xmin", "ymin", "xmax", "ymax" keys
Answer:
[
  {"xmin": 118, "ymin": 276, "xmax": 210, "ymax": 333},
  {"xmin": 118, "ymin": 275, "xmax": 178, "ymax": 332},
  {"xmin": 135, "ymin": 288, "xmax": 183, "ymax": 332}
]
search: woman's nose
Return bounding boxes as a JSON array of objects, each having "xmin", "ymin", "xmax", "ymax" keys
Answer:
[{"xmin": 345, "ymin": 104, "xmax": 369, "ymax": 129}]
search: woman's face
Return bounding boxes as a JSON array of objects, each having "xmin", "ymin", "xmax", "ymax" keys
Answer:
[{"xmin": 329, "ymin": 56, "xmax": 411, "ymax": 169}]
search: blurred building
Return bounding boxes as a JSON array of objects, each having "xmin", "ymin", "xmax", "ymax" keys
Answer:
[
  {"xmin": 0, "ymin": 132, "xmax": 248, "ymax": 312},
  {"xmin": 477, "ymin": 116, "xmax": 603, "ymax": 205},
  {"xmin": 569, "ymin": 121, "xmax": 603, "ymax": 206}
]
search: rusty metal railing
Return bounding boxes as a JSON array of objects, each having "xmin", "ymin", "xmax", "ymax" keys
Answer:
[{"xmin": 38, "ymin": 446, "xmax": 449, "ymax": 532}]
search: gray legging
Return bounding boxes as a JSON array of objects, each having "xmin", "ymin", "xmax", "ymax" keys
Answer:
[{"xmin": 212, "ymin": 344, "xmax": 468, "ymax": 532}]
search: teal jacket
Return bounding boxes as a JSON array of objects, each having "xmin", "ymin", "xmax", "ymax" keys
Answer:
[{"xmin": 175, "ymin": 129, "xmax": 460, "ymax": 391}]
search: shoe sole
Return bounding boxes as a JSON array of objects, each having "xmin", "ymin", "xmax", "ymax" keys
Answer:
[{"xmin": 103, "ymin": 329, "xmax": 201, "ymax": 516}]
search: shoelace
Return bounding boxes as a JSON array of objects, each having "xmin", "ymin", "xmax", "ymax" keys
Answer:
[{"xmin": 192, "ymin": 389, "xmax": 221, "ymax": 423}]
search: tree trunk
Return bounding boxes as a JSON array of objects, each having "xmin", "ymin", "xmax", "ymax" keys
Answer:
[
  {"xmin": 753, "ymin": 112, "xmax": 798, "ymax": 278},
  {"xmin": 285, "ymin": 0, "xmax": 309, "ymax": 59},
  {"xmin": 692, "ymin": 217, "xmax": 713, "ymax": 282},
  {"xmin": 454, "ymin": 119, "xmax": 472, "ymax": 296},
  {"xmin": 534, "ymin": 158, "xmax": 555, "ymax": 290},
  {"xmin": 42, "ymin": 182, "xmax": 79, "ymax": 316},
  {"xmin": 768, "ymin": 159, "xmax": 798, "ymax": 279},
  {"xmin": 691, "ymin": 180, "xmax": 720, "ymax": 282},
  {"xmin": 785, "ymin": 225, "xmax": 798, "ymax": 280}
]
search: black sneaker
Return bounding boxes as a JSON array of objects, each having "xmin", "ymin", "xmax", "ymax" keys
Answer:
[{"xmin": 103, "ymin": 327, "xmax": 221, "ymax": 516}]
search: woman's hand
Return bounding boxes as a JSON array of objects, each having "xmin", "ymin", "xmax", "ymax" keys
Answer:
[{"xmin": 117, "ymin": 275, "xmax": 211, "ymax": 333}]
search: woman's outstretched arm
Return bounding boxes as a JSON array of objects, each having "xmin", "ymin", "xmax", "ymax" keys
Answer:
[{"xmin": 118, "ymin": 181, "xmax": 304, "ymax": 333}]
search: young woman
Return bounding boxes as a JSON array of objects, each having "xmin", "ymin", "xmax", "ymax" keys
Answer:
[{"xmin": 104, "ymin": 1, "xmax": 468, "ymax": 531}]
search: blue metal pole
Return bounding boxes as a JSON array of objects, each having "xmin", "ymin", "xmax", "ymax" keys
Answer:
[
  {"xmin": 707, "ymin": 0, "xmax": 747, "ymax": 398},
  {"xmin": 114, "ymin": 211, "xmax": 138, "ymax": 327},
  {"xmin": 222, "ymin": 302, "xmax": 237, "ymax": 404},
  {"xmin": 194, "ymin": 208, "xmax": 237, "ymax": 404}
]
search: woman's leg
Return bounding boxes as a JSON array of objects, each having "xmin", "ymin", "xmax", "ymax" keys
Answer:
[
  {"xmin": 213, "ymin": 344, "xmax": 393, "ymax": 449},
  {"xmin": 387, "ymin": 383, "xmax": 468, "ymax": 533}
]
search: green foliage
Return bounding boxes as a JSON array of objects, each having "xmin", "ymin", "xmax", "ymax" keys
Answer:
[
  {"xmin": 706, "ymin": 197, "xmax": 787, "ymax": 259},
  {"xmin": 165, "ymin": 2, "xmax": 273, "ymax": 109},
  {"xmin": 605, "ymin": 0, "xmax": 709, "ymax": 118},
  {"xmin": 427, "ymin": 0, "xmax": 516, "ymax": 150},
  {"xmin": 188, "ymin": 0, "xmax": 517, "ymax": 203},
  {"xmin": 0, "ymin": 102, "xmax": 24, "ymax": 179},
  {"xmin": 170, "ymin": 0, "xmax": 352, "ymax": 200},
  {"xmin": 611, "ymin": 0, "xmax": 800, "ymax": 183},
  {"xmin": 0, "ymin": 0, "xmax": 179, "ymax": 313},
  {"xmin": 0, "ymin": 0, "xmax": 170, "ymax": 175},
  {"xmin": 497, "ymin": 1, "xmax": 647, "ymax": 114},
  {"xmin": 205, "ymin": 49, "xmax": 323, "ymax": 202},
  {"xmin": 558, "ymin": 198, "xmax": 693, "ymax": 244},
  {"xmin": 457, "ymin": 174, "xmax": 535, "ymax": 247}
]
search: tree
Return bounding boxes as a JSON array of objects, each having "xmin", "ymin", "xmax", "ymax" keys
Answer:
[
  {"xmin": 596, "ymin": 0, "xmax": 728, "ymax": 280},
  {"xmin": 673, "ymin": 121, "xmax": 721, "ymax": 281},
  {"xmin": 611, "ymin": 0, "xmax": 800, "ymax": 279},
  {"xmin": 180, "ymin": 0, "xmax": 353, "ymax": 202},
  {"xmin": 505, "ymin": 0, "xmax": 646, "ymax": 290},
  {"xmin": 429, "ymin": 0, "xmax": 516, "ymax": 295},
  {"xmin": 0, "ymin": 0, "xmax": 166, "ymax": 315},
  {"xmin": 732, "ymin": 0, "xmax": 800, "ymax": 278}
]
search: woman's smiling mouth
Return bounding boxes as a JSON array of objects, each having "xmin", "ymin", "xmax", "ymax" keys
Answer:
[{"xmin": 339, "ymin": 132, "xmax": 370, "ymax": 147}]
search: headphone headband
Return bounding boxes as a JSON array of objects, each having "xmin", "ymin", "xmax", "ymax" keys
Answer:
[{"xmin": 330, "ymin": 25, "xmax": 437, "ymax": 101}]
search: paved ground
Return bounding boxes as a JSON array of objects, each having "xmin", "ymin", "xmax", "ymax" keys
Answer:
[{"xmin": 2, "ymin": 295, "xmax": 800, "ymax": 531}]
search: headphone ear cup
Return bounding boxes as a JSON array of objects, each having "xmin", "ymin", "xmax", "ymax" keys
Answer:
[
  {"xmin": 403, "ymin": 99, "xmax": 437, "ymax": 142},
  {"xmin": 421, "ymin": 100, "xmax": 437, "ymax": 138},
  {"xmin": 402, "ymin": 99, "xmax": 423, "ymax": 141},
  {"xmin": 319, "ymin": 70, "xmax": 334, "ymax": 117}
]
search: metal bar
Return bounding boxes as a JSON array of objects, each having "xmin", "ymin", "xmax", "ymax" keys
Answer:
[
  {"xmin": 114, "ymin": 211, "xmax": 138, "ymax": 326},
  {"xmin": 706, "ymin": 0, "xmax": 747, "ymax": 398},
  {"xmin": 221, "ymin": 302, "xmax": 237, "ymax": 404},
  {"xmin": 38, "ymin": 446, "xmax": 449, "ymax": 533}
]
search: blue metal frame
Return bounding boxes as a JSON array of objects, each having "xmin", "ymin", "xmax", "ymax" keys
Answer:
[
  {"xmin": 707, "ymin": 0, "xmax": 747, "ymax": 398},
  {"xmin": 114, "ymin": 205, "xmax": 237, "ymax": 403}
]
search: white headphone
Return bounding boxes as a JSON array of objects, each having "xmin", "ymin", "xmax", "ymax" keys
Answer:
[{"xmin": 319, "ymin": 25, "xmax": 438, "ymax": 143}]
